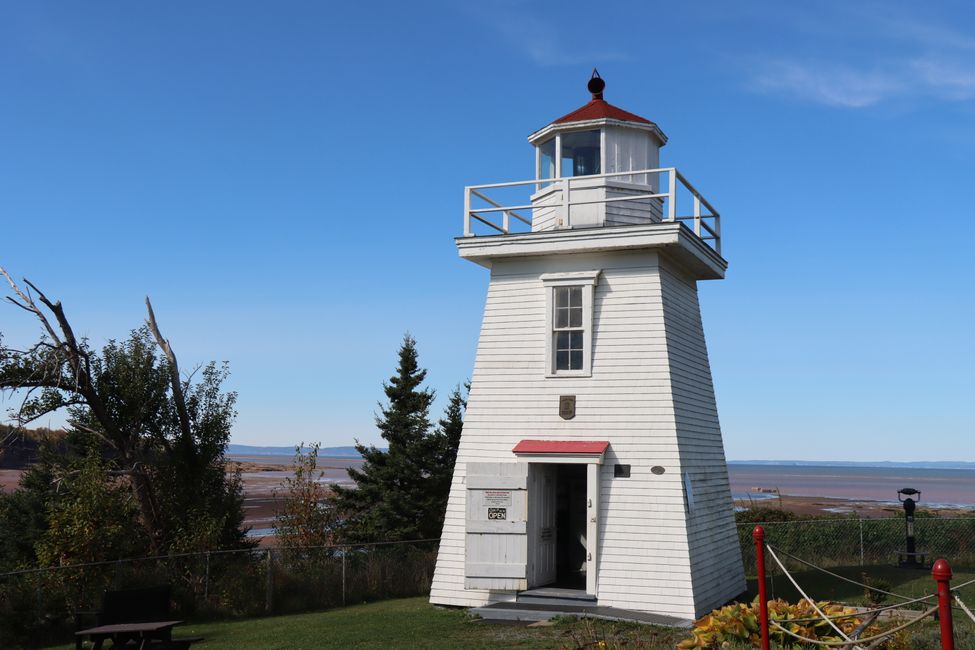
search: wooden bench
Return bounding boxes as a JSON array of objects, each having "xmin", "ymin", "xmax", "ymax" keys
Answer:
[
  {"xmin": 898, "ymin": 550, "xmax": 929, "ymax": 567},
  {"xmin": 75, "ymin": 586, "xmax": 203, "ymax": 649}
]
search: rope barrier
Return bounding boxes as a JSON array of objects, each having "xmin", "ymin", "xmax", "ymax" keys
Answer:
[
  {"xmin": 765, "ymin": 544, "xmax": 860, "ymax": 647},
  {"xmin": 953, "ymin": 594, "xmax": 975, "ymax": 626},
  {"xmin": 769, "ymin": 605, "xmax": 938, "ymax": 647},
  {"xmin": 779, "ymin": 593, "xmax": 938, "ymax": 625},
  {"xmin": 949, "ymin": 576, "xmax": 975, "ymax": 592},
  {"xmin": 767, "ymin": 544, "xmax": 935, "ymax": 605}
]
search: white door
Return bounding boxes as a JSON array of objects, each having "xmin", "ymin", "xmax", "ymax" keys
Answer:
[
  {"xmin": 528, "ymin": 463, "xmax": 557, "ymax": 587},
  {"xmin": 464, "ymin": 462, "xmax": 528, "ymax": 591}
]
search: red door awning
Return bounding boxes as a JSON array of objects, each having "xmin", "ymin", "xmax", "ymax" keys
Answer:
[{"xmin": 512, "ymin": 440, "xmax": 610, "ymax": 455}]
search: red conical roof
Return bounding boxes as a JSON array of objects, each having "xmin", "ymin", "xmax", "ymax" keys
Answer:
[
  {"xmin": 528, "ymin": 71, "xmax": 665, "ymax": 144},
  {"xmin": 553, "ymin": 98, "xmax": 654, "ymax": 126}
]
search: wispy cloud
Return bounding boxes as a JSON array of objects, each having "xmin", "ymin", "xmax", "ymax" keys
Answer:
[
  {"xmin": 751, "ymin": 61, "xmax": 903, "ymax": 108},
  {"xmin": 471, "ymin": 2, "xmax": 628, "ymax": 67},
  {"xmin": 752, "ymin": 55, "xmax": 975, "ymax": 108},
  {"xmin": 910, "ymin": 56, "xmax": 975, "ymax": 100},
  {"xmin": 745, "ymin": 7, "xmax": 975, "ymax": 108}
]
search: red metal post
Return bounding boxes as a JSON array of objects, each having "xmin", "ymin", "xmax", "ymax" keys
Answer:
[
  {"xmin": 933, "ymin": 559, "xmax": 954, "ymax": 650},
  {"xmin": 753, "ymin": 525, "xmax": 770, "ymax": 650}
]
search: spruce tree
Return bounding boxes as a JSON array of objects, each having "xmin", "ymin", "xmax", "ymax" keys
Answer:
[
  {"xmin": 428, "ymin": 383, "xmax": 467, "ymax": 526},
  {"xmin": 331, "ymin": 334, "xmax": 440, "ymax": 542}
]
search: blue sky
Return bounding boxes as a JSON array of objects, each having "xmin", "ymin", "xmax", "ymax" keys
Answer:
[{"xmin": 1, "ymin": 1, "xmax": 973, "ymax": 461}]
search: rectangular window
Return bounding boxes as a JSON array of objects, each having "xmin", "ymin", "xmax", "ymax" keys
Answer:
[
  {"xmin": 542, "ymin": 271, "xmax": 600, "ymax": 377},
  {"xmin": 560, "ymin": 129, "xmax": 601, "ymax": 177},
  {"xmin": 553, "ymin": 286, "xmax": 584, "ymax": 370},
  {"xmin": 539, "ymin": 138, "xmax": 556, "ymax": 180}
]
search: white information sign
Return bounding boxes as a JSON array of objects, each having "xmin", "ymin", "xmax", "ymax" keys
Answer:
[{"xmin": 483, "ymin": 490, "xmax": 512, "ymax": 507}]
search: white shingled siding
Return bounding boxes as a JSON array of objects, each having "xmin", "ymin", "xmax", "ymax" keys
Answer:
[
  {"xmin": 430, "ymin": 248, "xmax": 743, "ymax": 619},
  {"xmin": 659, "ymin": 264, "xmax": 747, "ymax": 613}
]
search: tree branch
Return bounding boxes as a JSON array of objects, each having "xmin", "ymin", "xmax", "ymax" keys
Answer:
[
  {"xmin": 145, "ymin": 297, "xmax": 192, "ymax": 444},
  {"xmin": 0, "ymin": 267, "xmax": 63, "ymax": 347}
]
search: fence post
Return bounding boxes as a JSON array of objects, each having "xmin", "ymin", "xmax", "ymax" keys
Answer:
[
  {"xmin": 753, "ymin": 526, "xmax": 770, "ymax": 650},
  {"xmin": 265, "ymin": 549, "xmax": 273, "ymax": 614},
  {"xmin": 342, "ymin": 546, "xmax": 347, "ymax": 606},
  {"xmin": 933, "ymin": 559, "xmax": 954, "ymax": 650},
  {"xmin": 859, "ymin": 517, "xmax": 865, "ymax": 566},
  {"xmin": 204, "ymin": 552, "xmax": 210, "ymax": 602}
]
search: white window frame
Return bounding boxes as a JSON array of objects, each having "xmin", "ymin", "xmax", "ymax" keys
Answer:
[{"xmin": 541, "ymin": 270, "xmax": 600, "ymax": 378}]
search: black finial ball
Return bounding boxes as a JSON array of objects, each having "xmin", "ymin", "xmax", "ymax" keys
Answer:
[{"xmin": 588, "ymin": 69, "xmax": 605, "ymax": 97}]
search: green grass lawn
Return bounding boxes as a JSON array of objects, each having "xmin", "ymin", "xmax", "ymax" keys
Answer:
[
  {"xmin": 745, "ymin": 563, "xmax": 975, "ymax": 609},
  {"xmin": 56, "ymin": 597, "xmax": 688, "ymax": 650},
  {"xmin": 53, "ymin": 566, "xmax": 975, "ymax": 649}
]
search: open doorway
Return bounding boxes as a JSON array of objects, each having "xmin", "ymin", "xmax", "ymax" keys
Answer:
[
  {"xmin": 555, "ymin": 464, "xmax": 587, "ymax": 588},
  {"xmin": 528, "ymin": 463, "xmax": 589, "ymax": 590}
]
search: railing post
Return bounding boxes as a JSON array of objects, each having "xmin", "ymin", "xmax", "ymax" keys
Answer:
[
  {"xmin": 714, "ymin": 212, "xmax": 721, "ymax": 256},
  {"xmin": 502, "ymin": 210, "xmax": 510, "ymax": 234},
  {"xmin": 562, "ymin": 177, "xmax": 571, "ymax": 228},
  {"xmin": 463, "ymin": 188, "xmax": 472, "ymax": 236},
  {"xmin": 667, "ymin": 169, "xmax": 677, "ymax": 221},
  {"xmin": 204, "ymin": 551, "xmax": 210, "ymax": 602},
  {"xmin": 342, "ymin": 546, "xmax": 347, "ymax": 606},
  {"xmin": 693, "ymin": 195, "xmax": 701, "ymax": 236},
  {"xmin": 753, "ymin": 526, "xmax": 770, "ymax": 650},
  {"xmin": 933, "ymin": 559, "xmax": 954, "ymax": 650}
]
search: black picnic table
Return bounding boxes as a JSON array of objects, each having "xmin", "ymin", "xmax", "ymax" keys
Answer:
[{"xmin": 75, "ymin": 619, "xmax": 183, "ymax": 649}]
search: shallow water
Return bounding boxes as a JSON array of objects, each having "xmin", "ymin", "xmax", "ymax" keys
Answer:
[{"xmin": 728, "ymin": 464, "xmax": 975, "ymax": 508}]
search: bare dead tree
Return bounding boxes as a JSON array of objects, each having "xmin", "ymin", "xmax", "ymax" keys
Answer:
[{"xmin": 0, "ymin": 268, "xmax": 207, "ymax": 552}]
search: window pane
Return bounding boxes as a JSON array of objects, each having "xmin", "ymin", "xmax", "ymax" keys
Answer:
[
  {"xmin": 556, "ymin": 307, "xmax": 568, "ymax": 329},
  {"xmin": 556, "ymin": 351, "xmax": 569, "ymax": 370},
  {"xmin": 539, "ymin": 139, "xmax": 556, "ymax": 179},
  {"xmin": 570, "ymin": 350, "xmax": 583, "ymax": 370},
  {"xmin": 556, "ymin": 287, "xmax": 568, "ymax": 308},
  {"xmin": 569, "ymin": 287, "xmax": 582, "ymax": 308},
  {"xmin": 556, "ymin": 331, "xmax": 569, "ymax": 351},
  {"xmin": 569, "ymin": 306, "xmax": 582, "ymax": 328},
  {"xmin": 570, "ymin": 331, "xmax": 584, "ymax": 351},
  {"xmin": 561, "ymin": 130, "xmax": 601, "ymax": 177}
]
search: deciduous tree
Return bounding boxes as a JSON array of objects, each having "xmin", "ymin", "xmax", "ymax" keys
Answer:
[
  {"xmin": 274, "ymin": 442, "xmax": 338, "ymax": 554},
  {"xmin": 0, "ymin": 269, "xmax": 247, "ymax": 556}
]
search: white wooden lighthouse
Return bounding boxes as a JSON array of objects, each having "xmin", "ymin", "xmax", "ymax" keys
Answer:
[{"xmin": 429, "ymin": 72, "xmax": 745, "ymax": 622}]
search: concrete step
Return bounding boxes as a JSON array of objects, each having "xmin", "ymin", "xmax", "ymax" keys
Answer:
[
  {"xmin": 471, "ymin": 601, "xmax": 693, "ymax": 628},
  {"xmin": 516, "ymin": 587, "xmax": 596, "ymax": 607},
  {"xmin": 517, "ymin": 595, "xmax": 597, "ymax": 606},
  {"xmin": 470, "ymin": 605, "xmax": 557, "ymax": 622}
]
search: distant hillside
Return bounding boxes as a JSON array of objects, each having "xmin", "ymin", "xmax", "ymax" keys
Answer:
[
  {"xmin": 0, "ymin": 425, "xmax": 68, "ymax": 469},
  {"xmin": 730, "ymin": 460, "xmax": 975, "ymax": 470},
  {"xmin": 227, "ymin": 444, "xmax": 376, "ymax": 458}
]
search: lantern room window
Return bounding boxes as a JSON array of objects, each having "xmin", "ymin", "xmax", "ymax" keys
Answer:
[
  {"xmin": 535, "ymin": 130, "xmax": 603, "ymax": 182},
  {"xmin": 539, "ymin": 138, "xmax": 556, "ymax": 180},
  {"xmin": 561, "ymin": 129, "xmax": 601, "ymax": 177}
]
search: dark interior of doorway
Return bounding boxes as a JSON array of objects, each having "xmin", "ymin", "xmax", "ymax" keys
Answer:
[{"xmin": 555, "ymin": 464, "xmax": 587, "ymax": 589}]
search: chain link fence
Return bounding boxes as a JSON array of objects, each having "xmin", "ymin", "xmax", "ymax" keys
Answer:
[
  {"xmin": 737, "ymin": 517, "xmax": 975, "ymax": 574},
  {"xmin": 0, "ymin": 539, "xmax": 438, "ymax": 647},
  {"xmin": 6, "ymin": 519, "xmax": 975, "ymax": 645}
]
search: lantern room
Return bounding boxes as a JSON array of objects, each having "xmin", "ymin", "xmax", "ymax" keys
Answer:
[{"xmin": 528, "ymin": 71, "xmax": 669, "ymax": 231}]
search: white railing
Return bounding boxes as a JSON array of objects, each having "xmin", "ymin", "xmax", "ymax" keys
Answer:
[{"xmin": 463, "ymin": 167, "xmax": 721, "ymax": 255}]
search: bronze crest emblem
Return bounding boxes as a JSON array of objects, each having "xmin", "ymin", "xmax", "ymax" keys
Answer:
[{"xmin": 559, "ymin": 395, "xmax": 576, "ymax": 420}]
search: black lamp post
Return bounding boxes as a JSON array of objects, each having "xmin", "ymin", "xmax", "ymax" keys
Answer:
[{"xmin": 898, "ymin": 488, "xmax": 921, "ymax": 568}]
